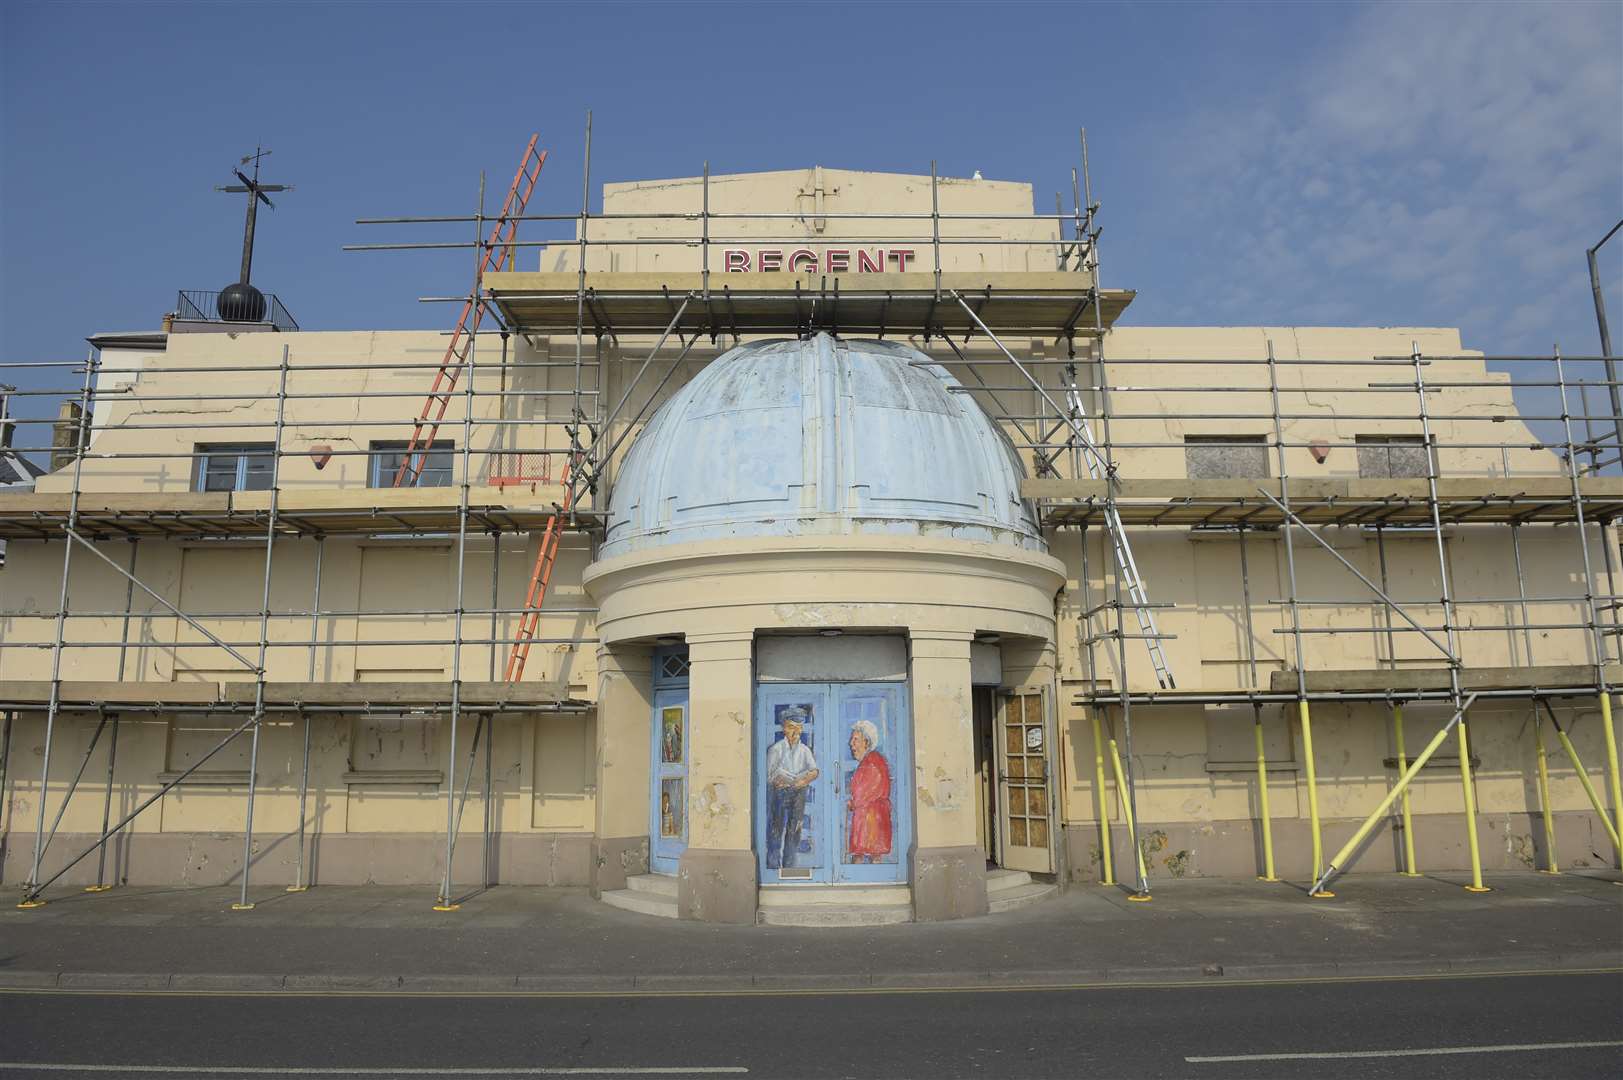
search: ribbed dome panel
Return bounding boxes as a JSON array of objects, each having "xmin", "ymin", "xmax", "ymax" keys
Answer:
[{"xmin": 599, "ymin": 333, "xmax": 1044, "ymax": 558}]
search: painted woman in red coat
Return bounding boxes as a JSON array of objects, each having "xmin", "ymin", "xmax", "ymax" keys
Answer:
[{"xmin": 846, "ymin": 719, "xmax": 893, "ymax": 862}]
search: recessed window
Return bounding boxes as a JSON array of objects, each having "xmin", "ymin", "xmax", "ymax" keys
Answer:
[
  {"xmin": 195, "ymin": 443, "xmax": 274, "ymax": 492},
  {"xmin": 1357, "ymin": 435, "xmax": 1430, "ymax": 479},
  {"xmin": 1184, "ymin": 435, "xmax": 1269, "ymax": 479},
  {"xmin": 370, "ymin": 441, "xmax": 454, "ymax": 488}
]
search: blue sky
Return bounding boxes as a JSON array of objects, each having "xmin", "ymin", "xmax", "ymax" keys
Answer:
[{"xmin": 2, "ymin": 0, "xmax": 1620, "ymax": 433}]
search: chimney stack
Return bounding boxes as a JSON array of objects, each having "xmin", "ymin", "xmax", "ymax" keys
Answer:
[{"xmin": 51, "ymin": 400, "xmax": 91, "ymax": 470}]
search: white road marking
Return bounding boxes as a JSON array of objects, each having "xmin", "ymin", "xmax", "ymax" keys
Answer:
[
  {"xmin": 1187, "ymin": 1039, "xmax": 1623, "ymax": 1063},
  {"xmin": 0, "ymin": 1066, "xmax": 746, "ymax": 1076}
]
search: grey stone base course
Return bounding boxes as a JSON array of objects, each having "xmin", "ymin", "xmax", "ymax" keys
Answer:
[
  {"xmin": 911, "ymin": 845, "xmax": 988, "ymax": 920},
  {"xmin": 1063, "ymin": 809, "xmax": 1618, "ymax": 884},
  {"xmin": 6, "ymin": 952, "xmax": 1617, "ymax": 995},
  {"xmin": 0, "ymin": 831, "xmax": 593, "ymax": 888},
  {"xmin": 591, "ymin": 835, "xmax": 650, "ymax": 897},
  {"xmin": 676, "ymin": 846, "xmax": 758, "ymax": 923}
]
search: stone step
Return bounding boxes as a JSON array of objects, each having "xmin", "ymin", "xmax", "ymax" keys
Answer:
[
  {"xmin": 985, "ymin": 868, "xmax": 1033, "ymax": 894},
  {"xmin": 987, "ymin": 881, "xmax": 1057, "ymax": 914},
  {"xmin": 625, "ymin": 873, "xmax": 678, "ymax": 898},
  {"xmin": 759, "ymin": 904, "xmax": 913, "ymax": 927},
  {"xmin": 600, "ymin": 887, "xmax": 679, "ymax": 920},
  {"xmin": 757, "ymin": 885, "xmax": 912, "ymax": 908}
]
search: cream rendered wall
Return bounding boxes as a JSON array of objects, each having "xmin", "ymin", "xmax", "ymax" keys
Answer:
[
  {"xmin": 3, "ymin": 329, "xmax": 600, "ymax": 878},
  {"xmin": 541, "ymin": 167, "xmax": 1066, "ymax": 276}
]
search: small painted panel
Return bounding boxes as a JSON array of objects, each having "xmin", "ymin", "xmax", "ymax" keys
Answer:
[
  {"xmin": 660, "ymin": 778, "xmax": 684, "ymax": 838},
  {"xmin": 659, "ymin": 705, "xmax": 685, "ymax": 765}
]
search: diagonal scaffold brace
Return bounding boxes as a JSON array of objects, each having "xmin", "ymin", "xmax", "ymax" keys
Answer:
[
  {"xmin": 950, "ymin": 291, "xmax": 1175, "ymax": 690},
  {"xmin": 1310, "ymin": 692, "xmax": 1479, "ymax": 897}
]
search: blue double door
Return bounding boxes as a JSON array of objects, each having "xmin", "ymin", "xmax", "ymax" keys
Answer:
[{"xmin": 755, "ymin": 682, "xmax": 912, "ymax": 885}]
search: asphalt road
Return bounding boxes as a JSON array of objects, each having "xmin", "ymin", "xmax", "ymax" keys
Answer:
[{"xmin": 1, "ymin": 970, "xmax": 1619, "ymax": 1079}]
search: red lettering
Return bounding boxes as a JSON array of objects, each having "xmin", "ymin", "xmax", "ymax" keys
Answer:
[
  {"xmin": 857, "ymin": 249, "xmax": 883, "ymax": 273},
  {"xmin": 758, "ymin": 249, "xmax": 784, "ymax": 272},
  {"xmin": 787, "ymin": 248, "xmax": 817, "ymax": 273},
  {"xmin": 825, "ymin": 249, "xmax": 850, "ymax": 273},
  {"xmin": 888, "ymin": 248, "xmax": 916, "ymax": 272},
  {"xmin": 723, "ymin": 249, "xmax": 751, "ymax": 272}
]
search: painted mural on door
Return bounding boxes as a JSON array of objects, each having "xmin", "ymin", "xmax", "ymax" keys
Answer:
[
  {"xmin": 756, "ymin": 682, "xmax": 911, "ymax": 884},
  {"xmin": 649, "ymin": 648, "xmax": 690, "ymax": 875}
]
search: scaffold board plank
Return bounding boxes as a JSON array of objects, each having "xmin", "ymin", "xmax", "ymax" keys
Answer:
[
  {"xmin": 0, "ymin": 679, "xmax": 575, "ymax": 709},
  {"xmin": 484, "ymin": 270, "xmax": 1133, "ymax": 336},
  {"xmin": 0, "ymin": 486, "xmax": 570, "ymax": 539},
  {"xmin": 1268, "ymin": 665, "xmax": 1623, "ymax": 693},
  {"xmin": 1026, "ymin": 476, "xmax": 1623, "ymax": 526}
]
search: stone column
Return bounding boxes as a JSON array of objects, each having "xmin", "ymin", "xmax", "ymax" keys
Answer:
[
  {"xmin": 909, "ymin": 629, "xmax": 987, "ymax": 919},
  {"xmin": 592, "ymin": 643, "xmax": 651, "ymax": 895},
  {"xmin": 677, "ymin": 631, "xmax": 758, "ymax": 923}
]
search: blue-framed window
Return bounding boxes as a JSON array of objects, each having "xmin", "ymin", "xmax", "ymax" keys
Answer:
[
  {"xmin": 194, "ymin": 443, "xmax": 274, "ymax": 492},
  {"xmin": 370, "ymin": 441, "xmax": 454, "ymax": 488}
]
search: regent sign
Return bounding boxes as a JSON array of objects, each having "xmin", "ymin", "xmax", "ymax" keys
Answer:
[{"xmin": 721, "ymin": 248, "xmax": 918, "ymax": 273}]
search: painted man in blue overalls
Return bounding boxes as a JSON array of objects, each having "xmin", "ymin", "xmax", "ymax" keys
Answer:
[{"xmin": 765, "ymin": 711, "xmax": 819, "ymax": 869}]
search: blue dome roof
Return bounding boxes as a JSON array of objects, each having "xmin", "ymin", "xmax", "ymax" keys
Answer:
[{"xmin": 599, "ymin": 333, "xmax": 1044, "ymax": 558}]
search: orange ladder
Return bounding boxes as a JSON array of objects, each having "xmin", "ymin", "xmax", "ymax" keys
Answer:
[
  {"xmin": 504, "ymin": 457, "xmax": 578, "ymax": 682},
  {"xmin": 392, "ymin": 135, "xmax": 548, "ymax": 486}
]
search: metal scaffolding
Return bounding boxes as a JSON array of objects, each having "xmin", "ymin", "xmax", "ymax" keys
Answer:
[{"xmin": 2, "ymin": 123, "xmax": 1620, "ymax": 915}]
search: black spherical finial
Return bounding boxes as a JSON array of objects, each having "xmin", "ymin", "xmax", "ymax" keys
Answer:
[{"xmin": 217, "ymin": 282, "xmax": 267, "ymax": 322}]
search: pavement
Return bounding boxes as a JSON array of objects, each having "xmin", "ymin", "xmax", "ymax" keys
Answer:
[{"xmin": 1, "ymin": 870, "xmax": 1619, "ymax": 994}]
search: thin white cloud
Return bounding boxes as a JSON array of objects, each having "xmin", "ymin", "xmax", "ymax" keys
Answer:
[{"xmin": 1150, "ymin": 0, "xmax": 1622, "ymax": 354}]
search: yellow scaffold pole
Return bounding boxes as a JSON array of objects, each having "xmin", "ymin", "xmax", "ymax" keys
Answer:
[
  {"xmin": 1544, "ymin": 706, "xmax": 1623, "ymax": 852},
  {"xmin": 1533, "ymin": 709, "xmax": 1559, "ymax": 874},
  {"xmin": 1392, "ymin": 705, "xmax": 1420, "ymax": 877},
  {"xmin": 1108, "ymin": 737, "xmax": 1150, "ymax": 898},
  {"xmin": 1599, "ymin": 692, "xmax": 1623, "ymax": 865},
  {"xmin": 1455, "ymin": 715, "xmax": 1491, "ymax": 892},
  {"xmin": 1311, "ymin": 694, "xmax": 1478, "ymax": 897},
  {"xmin": 1299, "ymin": 700, "xmax": 1328, "ymax": 896},
  {"xmin": 1254, "ymin": 708, "xmax": 1277, "ymax": 882},
  {"xmin": 1091, "ymin": 712, "xmax": 1115, "ymax": 886}
]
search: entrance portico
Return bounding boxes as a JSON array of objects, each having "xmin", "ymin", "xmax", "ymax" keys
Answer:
[{"xmin": 584, "ymin": 335, "xmax": 1066, "ymax": 924}]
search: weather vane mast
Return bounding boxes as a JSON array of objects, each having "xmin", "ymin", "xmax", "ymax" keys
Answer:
[
  {"xmin": 216, "ymin": 147, "xmax": 292, "ymax": 286},
  {"xmin": 212, "ymin": 148, "xmax": 292, "ymax": 322}
]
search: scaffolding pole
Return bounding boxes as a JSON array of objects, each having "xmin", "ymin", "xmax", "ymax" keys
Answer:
[
  {"xmin": 93, "ymin": 538, "xmax": 140, "ymax": 892},
  {"xmin": 232, "ymin": 343, "xmax": 291, "ymax": 911},
  {"xmin": 435, "ymin": 180, "xmax": 486, "ymax": 911},
  {"xmin": 1554, "ymin": 346, "xmax": 1623, "ymax": 865},
  {"xmin": 1265, "ymin": 340, "xmax": 1327, "ymax": 894},
  {"xmin": 20, "ymin": 349, "xmax": 97, "ymax": 908},
  {"xmin": 1411, "ymin": 342, "xmax": 1489, "ymax": 893}
]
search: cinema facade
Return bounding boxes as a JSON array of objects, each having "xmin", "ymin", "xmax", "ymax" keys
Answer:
[{"xmin": 1, "ymin": 164, "xmax": 1618, "ymax": 924}]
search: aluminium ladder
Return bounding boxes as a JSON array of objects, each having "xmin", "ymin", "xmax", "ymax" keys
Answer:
[{"xmin": 1063, "ymin": 374, "xmax": 1176, "ymax": 689}]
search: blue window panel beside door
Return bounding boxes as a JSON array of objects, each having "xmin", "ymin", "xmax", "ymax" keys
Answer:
[{"xmin": 648, "ymin": 646, "xmax": 690, "ymax": 876}]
